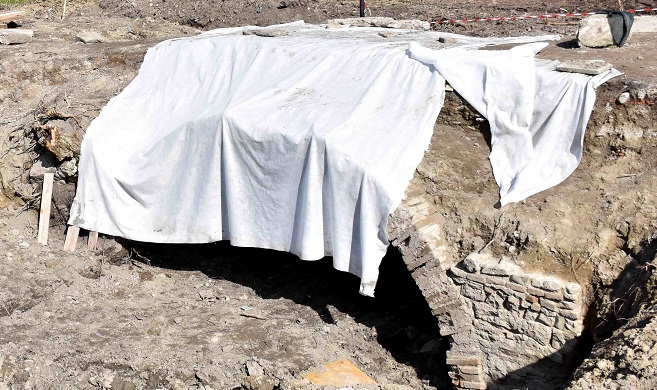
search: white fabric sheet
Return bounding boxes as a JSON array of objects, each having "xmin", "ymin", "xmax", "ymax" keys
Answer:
[
  {"xmin": 69, "ymin": 23, "xmax": 617, "ymax": 295},
  {"xmin": 408, "ymin": 42, "xmax": 620, "ymax": 205}
]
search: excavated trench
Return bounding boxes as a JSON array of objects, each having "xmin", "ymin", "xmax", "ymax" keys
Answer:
[
  {"xmin": 1, "ymin": 11, "xmax": 655, "ymax": 387},
  {"xmin": 386, "ymin": 80, "xmax": 657, "ymax": 389}
]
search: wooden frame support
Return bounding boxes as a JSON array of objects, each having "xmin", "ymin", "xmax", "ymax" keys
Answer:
[
  {"xmin": 63, "ymin": 225, "xmax": 80, "ymax": 252},
  {"xmin": 63, "ymin": 225, "xmax": 101, "ymax": 253},
  {"xmin": 87, "ymin": 231, "xmax": 99, "ymax": 250},
  {"xmin": 37, "ymin": 173, "xmax": 54, "ymax": 245}
]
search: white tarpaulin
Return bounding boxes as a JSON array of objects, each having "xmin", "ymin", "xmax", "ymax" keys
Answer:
[{"xmin": 69, "ymin": 23, "xmax": 618, "ymax": 295}]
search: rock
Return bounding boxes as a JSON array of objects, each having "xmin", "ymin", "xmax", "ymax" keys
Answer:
[
  {"xmin": 463, "ymin": 253, "xmax": 482, "ymax": 273},
  {"xmin": 33, "ymin": 119, "xmax": 81, "ymax": 161},
  {"xmin": 55, "ymin": 158, "xmax": 78, "ymax": 182},
  {"xmin": 617, "ymin": 92, "xmax": 630, "ymax": 104},
  {"xmin": 245, "ymin": 359, "xmax": 265, "ymax": 377},
  {"xmin": 577, "ymin": 14, "xmax": 633, "ymax": 48},
  {"xmin": 75, "ymin": 31, "xmax": 107, "ymax": 44},
  {"xmin": 0, "ymin": 29, "xmax": 33, "ymax": 45}
]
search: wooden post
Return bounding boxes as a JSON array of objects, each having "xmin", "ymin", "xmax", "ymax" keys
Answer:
[
  {"xmin": 87, "ymin": 231, "xmax": 99, "ymax": 250},
  {"xmin": 37, "ymin": 173, "xmax": 55, "ymax": 245},
  {"xmin": 63, "ymin": 225, "xmax": 80, "ymax": 252}
]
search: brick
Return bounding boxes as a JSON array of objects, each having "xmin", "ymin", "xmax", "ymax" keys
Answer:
[
  {"xmin": 530, "ymin": 302, "xmax": 541, "ymax": 312},
  {"xmin": 460, "ymin": 380, "xmax": 487, "ymax": 389},
  {"xmin": 458, "ymin": 373, "xmax": 483, "ymax": 383},
  {"xmin": 446, "ymin": 356, "xmax": 482, "ymax": 366},
  {"xmin": 458, "ymin": 365, "xmax": 482, "ymax": 375}
]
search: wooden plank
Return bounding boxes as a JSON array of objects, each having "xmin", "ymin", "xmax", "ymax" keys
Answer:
[
  {"xmin": 87, "ymin": 231, "xmax": 99, "ymax": 250},
  {"xmin": 63, "ymin": 225, "xmax": 80, "ymax": 252},
  {"xmin": 0, "ymin": 11, "xmax": 25, "ymax": 23},
  {"xmin": 37, "ymin": 173, "xmax": 55, "ymax": 245}
]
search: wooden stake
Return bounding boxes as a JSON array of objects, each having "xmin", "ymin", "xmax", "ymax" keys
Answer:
[
  {"xmin": 37, "ymin": 173, "xmax": 55, "ymax": 245},
  {"xmin": 63, "ymin": 225, "xmax": 80, "ymax": 252},
  {"xmin": 87, "ymin": 231, "xmax": 99, "ymax": 250}
]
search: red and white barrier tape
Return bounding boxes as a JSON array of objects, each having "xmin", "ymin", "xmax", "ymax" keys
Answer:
[{"xmin": 433, "ymin": 7, "xmax": 656, "ymax": 25}]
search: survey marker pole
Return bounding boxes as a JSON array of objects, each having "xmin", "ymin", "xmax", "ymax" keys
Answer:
[{"xmin": 360, "ymin": 0, "xmax": 365, "ymax": 17}]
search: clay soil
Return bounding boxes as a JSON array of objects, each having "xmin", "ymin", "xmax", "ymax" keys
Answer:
[{"xmin": 1, "ymin": 0, "xmax": 657, "ymax": 389}]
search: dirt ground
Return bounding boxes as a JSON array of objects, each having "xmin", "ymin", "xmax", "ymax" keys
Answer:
[{"xmin": 1, "ymin": 0, "xmax": 657, "ymax": 389}]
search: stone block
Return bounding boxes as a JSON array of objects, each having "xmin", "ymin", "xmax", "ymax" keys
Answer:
[
  {"xmin": 462, "ymin": 284, "xmax": 486, "ymax": 301},
  {"xmin": 466, "ymin": 273, "xmax": 486, "ymax": 284},
  {"xmin": 543, "ymin": 290, "xmax": 564, "ymax": 301},
  {"xmin": 529, "ymin": 302, "xmax": 541, "ymax": 312},
  {"xmin": 556, "ymin": 60, "xmax": 613, "ymax": 75},
  {"xmin": 554, "ymin": 316, "xmax": 565, "ymax": 331},
  {"xmin": 540, "ymin": 298, "xmax": 558, "ymax": 312},
  {"xmin": 505, "ymin": 296, "xmax": 520, "ymax": 311},
  {"xmin": 450, "ymin": 265, "xmax": 469, "ymax": 279},
  {"xmin": 540, "ymin": 278, "xmax": 562, "ymax": 292},
  {"xmin": 0, "ymin": 29, "xmax": 33, "ymax": 45},
  {"xmin": 560, "ymin": 308, "xmax": 580, "ymax": 321},
  {"xmin": 524, "ymin": 294, "xmax": 539, "ymax": 304},
  {"xmin": 524, "ymin": 321, "xmax": 552, "ymax": 346},
  {"xmin": 535, "ymin": 313, "xmax": 555, "ymax": 327},
  {"xmin": 523, "ymin": 310, "xmax": 538, "ymax": 321},
  {"xmin": 560, "ymin": 300, "xmax": 577, "ymax": 310},
  {"xmin": 480, "ymin": 258, "xmax": 519, "ymax": 276},
  {"xmin": 565, "ymin": 282, "xmax": 581, "ymax": 295},
  {"xmin": 506, "ymin": 281, "xmax": 527, "ymax": 294},
  {"xmin": 563, "ymin": 290, "xmax": 579, "ymax": 302},
  {"xmin": 551, "ymin": 329, "xmax": 566, "ymax": 349},
  {"xmin": 509, "ymin": 274, "xmax": 529, "ymax": 286},
  {"xmin": 526, "ymin": 286, "xmax": 545, "ymax": 297}
]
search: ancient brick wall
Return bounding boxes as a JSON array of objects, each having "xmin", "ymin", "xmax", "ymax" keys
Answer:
[{"xmin": 387, "ymin": 182, "xmax": 585, "ymax": 389}]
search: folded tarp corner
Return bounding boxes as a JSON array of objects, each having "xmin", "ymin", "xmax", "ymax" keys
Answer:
[{"xmin": 69, "ymin": 22, "xmax": 619, "ymax": 295}]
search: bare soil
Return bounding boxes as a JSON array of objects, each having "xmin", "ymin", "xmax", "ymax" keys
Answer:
[{"xmin": 1, "ymin": 0, "xmax": 656, "ymax": 389}]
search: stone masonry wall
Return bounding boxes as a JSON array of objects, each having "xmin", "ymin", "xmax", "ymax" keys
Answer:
[{"xmin": 387, "ymin": 182, "xmax": 586, "ymax": 389}]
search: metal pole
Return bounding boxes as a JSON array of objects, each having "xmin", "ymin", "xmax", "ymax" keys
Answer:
[{"xmin": 360, "ymin": 0, "xmax": 365, "ymax": 17}]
